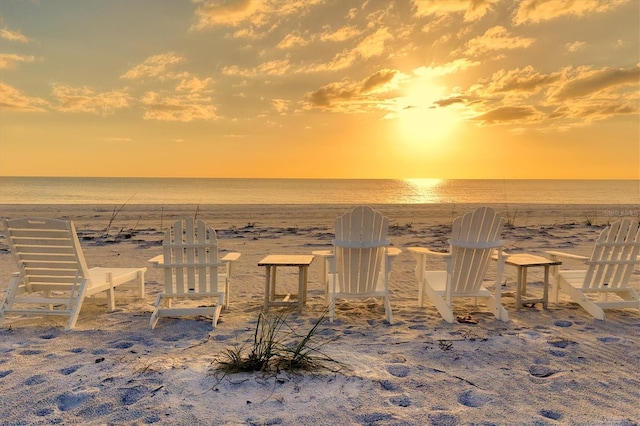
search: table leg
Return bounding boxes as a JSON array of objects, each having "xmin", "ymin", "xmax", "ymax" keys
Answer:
[
  {"xmin": 298, "ymin": 265, "xmax": 305, "ymax": 312},
  {"xmin": 515, "ymin": 266, "xmax": 523, "ymax": 309},
  {"xmin": 264, "ymin": 265, "xmax": 271, "ymax": 312},
  {"xmin": 270, "ymin": 266, "xmax": 277, "ymax": 300},
  {"xmin": 542, "ymin": 265, "xmax": 550, "ymax": 309},
  {"xmin": 521, "ymin": 267, "xmax": 528, "ymax": 297}
]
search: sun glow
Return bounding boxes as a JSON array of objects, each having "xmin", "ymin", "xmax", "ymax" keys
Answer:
[{"xmin": 394, "ymin": 81, "xmax": 460, "ymax": 149}]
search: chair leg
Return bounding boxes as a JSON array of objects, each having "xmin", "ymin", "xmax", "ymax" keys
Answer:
[{"xmin": 384, "ymin": 296, "xmax": 393, "ymax": 324}]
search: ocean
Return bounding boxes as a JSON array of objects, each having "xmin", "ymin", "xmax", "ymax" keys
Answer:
[{"xmin": 0, "ymin": 177, "xmax": 638, "ymax": 205}]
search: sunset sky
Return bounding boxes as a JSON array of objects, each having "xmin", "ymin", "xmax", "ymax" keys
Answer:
[{"xmin": 0, "ymin": 0, "xmax": 638, "ymax": 179}]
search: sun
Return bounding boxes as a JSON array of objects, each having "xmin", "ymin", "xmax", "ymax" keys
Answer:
[{"xmin": 394, "ymin": 81, "xmax": 460, "ymax": 150}]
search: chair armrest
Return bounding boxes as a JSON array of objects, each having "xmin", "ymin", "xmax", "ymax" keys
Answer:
[
  {"xmin": 407, "ymin": 247, "xmax": 449, "ymax": 258},
  {"xmin": 387, "ymin": 247, "xmax": 401, "ymax": 257},
  {"xmin": 149, "ymin": 254, "xmax": 164, "ymax": 267},
  {"xmin": 311, "ymin": 249, "xmax": 334, "ymax": 258},
  {"xmin": 546, "ymin": 250, "xmax": 589, "ymax": 262}
]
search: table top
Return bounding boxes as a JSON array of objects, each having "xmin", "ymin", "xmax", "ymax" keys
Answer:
[
  {"xmin": 258, "ymin": 254, "xmax": 314, "ymax": 267},
  {"xmin": 501, "ymin": 253, "xmax": 562, "ymax": 267}
]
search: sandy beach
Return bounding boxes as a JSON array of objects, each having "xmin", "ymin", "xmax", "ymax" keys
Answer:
[{"xmin": 0, "ymin": 203, "xmax": 639, "ymax": 425}]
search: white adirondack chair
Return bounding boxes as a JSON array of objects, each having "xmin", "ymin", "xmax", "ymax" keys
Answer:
[
  {"xmin": 408, "ymin": 207, "xmax": 508, "ymax": 323},
  {"xmin": 320, "ymin": 206, "xmax": 399, "ymax": 324},
  {"xmin": 1, "ymin": 218, "xmax": 146, "ymax": 330},
  {"xmin": 149, "ymin": 218, "xmax": 240, "ymax": 329},
  {"xmin": 547, "ymin": 219, "xmax": 640, "ymax": 320}
]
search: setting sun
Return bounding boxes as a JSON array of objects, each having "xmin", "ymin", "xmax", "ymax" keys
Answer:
[{"xmin": 395, "ymin": 81, "xmax": 461, "ymax": 150}]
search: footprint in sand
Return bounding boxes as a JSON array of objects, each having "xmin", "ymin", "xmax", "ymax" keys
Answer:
[
  {"xmin": 120, "ymin": 385, "xmax": 149, "ymax": 405},
  {"xmin": 69, "ymin": 347, "xmax": 84, "ymax": 353},
  {"xmin": 386, "ymin": 365, "xmax": 410, "ymax": 378},
  {"xmin": 554, "ymin": 320, "xmax": 573, "ymax": 327},
  {"xmin": 111, "ymin": 341, "xmax": 134, "ymax": 349},
  {"xmin": 19, "ymin": 349, "xmax": 43, "ymax": 356},
  {"xmin": 597, "ymin": 336, "xmax": 620, "ymax": 343},
  {"xmin": 211, "ymin": 334, "xmax": 233, "ymax": 341},
  {"xmin": 528, "ymin": 365, "xmax": 558, "ymax": 378},
  {"xmin": 457, "ymin": 389, "xmax": 490, "ymax": 408},
  {"xmin": 0, "ymin": 370, "xmax": 12, "ymax": 378},
  {"xmin": 40, "ymin": 333, "xmax": 57, "ymax": 340},
  {"xmin": 56, "ymin": 392, "xmax": 91, "ymax": 411},
  {"xmin": 379, "ymin": 379, "xmax": 402, "ymax": 391},
  {"xmin": 35, "ymin": 408, "xmax": 54, "ymax": 417},
  {"xmin": 428, "ymin": 412, "xmax": 458, "ymax": 426},
  {"xmin": 60, "ymin": 365, "xmax": 81, "ymax": 375},
  {"xmin": 540, "ymin": 409, "xmax": 562, "ymax": 420},
  {"xmin": 24, "ymin": 374, "xmax": 46, "ymax": 385},
  {"xmin": 390, "ymin": 396, "xmax": 411, "ymax": 407}
]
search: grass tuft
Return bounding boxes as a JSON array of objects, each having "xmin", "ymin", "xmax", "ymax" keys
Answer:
[{"xmin": 214, "ymin": 310, "xmax": 344, "ymax": 374}]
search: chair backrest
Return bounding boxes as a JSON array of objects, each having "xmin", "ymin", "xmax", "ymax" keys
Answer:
[
  {"xmin": 583, "ymin": 219, "xmax": 640, "ymax": 290},
  {"xmin": 3, "ymin": 218, "xmax": 90, "ymax": 292},
  {"xmin": 162, "ymin": 218, "xmax": 221, "ymax": 294},
  {"xmin": 449, "ymin": 207, "xmax": 505, "ymax": 294},
  {"xmin": 333, "ymin": 206, "xmax": 389, "ymax": 294}
]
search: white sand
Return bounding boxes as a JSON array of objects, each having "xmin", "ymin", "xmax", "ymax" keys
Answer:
[{"xmin": 0, "ymin": 203, "xmax": 639, "ymax": 425}]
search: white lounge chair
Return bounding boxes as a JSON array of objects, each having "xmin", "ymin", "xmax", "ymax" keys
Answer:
[
  {"xmin": 1, "ymin": 217, "xmax": 146, "ymax": 330},
  {"xmin": 149, "ymin": 218, "xmax": 240, "ymax": 329},
  {"xmin": 408, "ymin": 206, "xmax": 508, "ymax": 323},
  {"xmin": 547, "ymin": 219, "xmax": 640, "ymax": 320},
  {"xmin": 316, "ymin": 206, "xmax": 400, "ymax": 324}
]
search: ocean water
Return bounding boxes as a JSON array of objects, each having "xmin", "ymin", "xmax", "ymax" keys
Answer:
[{"xmin": 0, "ymin": 177, "xmax": 638, "ymax": 205}]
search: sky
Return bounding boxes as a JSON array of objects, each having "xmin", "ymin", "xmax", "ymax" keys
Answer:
[{"xmin": 0, "ymin": 0, "xmax": 638, "ymax": 179}]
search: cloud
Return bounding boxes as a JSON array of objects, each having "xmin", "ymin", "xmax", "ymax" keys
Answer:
[
  {"xmin": 320, "ymin": 25, "xmax": 363, "ymax": 43},
  {"xmin": 271, "ymin": 98, "xmax": 289, "ymax": 114},
  {"xmin": 354, "ymin": 27, "xmax": 393, "ymax": 59},
  {"xmin": 192, "ymin": 0, "xmax": 264, "ymax": 28},
  {"xmin": 459, "ymin": 26, "xmax": 535, "ymax": 56},
  {"xmin": 223, "ymin": 59, "xmax": 292, "ymax": 77},
  {"xmin": 480, "ymin": 66, "xmax": 561, "ymax": 96},
  {"xmin": 51, "ymin": 84, "xmax": 131, "ymax": 114},
  {"xmin": 192, "ymin": 0, "xmax": 322, "ymax": 31},
  {"xmin": 472, "ymin": 105, "xmax": 540, "ymax": 124},
  {"xmin": 176, "ymin": 76, "xmax": 213, "ymax": 93},
  {"xmin": 121, "ymin": 53, "xmax": 184, "ymax": 81},
  {"xmin": 140, "ymin": 91, "xmax": 218, "ymax": 122},
  {"xmin": 0, "ymin": 28, "xmax": 30, "ymax": 43},
  {"xmin": 551, "ymin": 66, "xmax": 640, "ymax": 101},
  {"xmin": 412, "ymin": 0, "xmax": 501, "ymax": 22},
  {"xmin": 0, "ymin": 83, "xmax": 48, "ymax": 112},
  {"xmin": 304, "ymin": 69, "xmax": 404, "ymax": 111},
  {"xmin": 513, "ymin": 0, "xmax": 629, "ymax": 25},
  {"xmin": 566, "ymin": 41, "xmax": 586, "ymax": 53},
  {"xmin": 413, "ymin": 58, "xmax": 479, "ymax": 78},
  {"xmin": 0, "ymin": 53, "xmax": 35, "ymax": 69},
  {"xmin": 277, "ymin": 33, "xmax": 309, "ymax": 49}
]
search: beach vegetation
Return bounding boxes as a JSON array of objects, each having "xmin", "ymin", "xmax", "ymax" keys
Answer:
[{"xmin": 213, "ymin": 310, "xmax": 344, "ymax": 374}]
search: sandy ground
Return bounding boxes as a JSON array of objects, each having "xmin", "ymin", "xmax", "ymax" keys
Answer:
[{"xmin": 0, "ymin": 203, "xmax": 639, "ymax": 426}]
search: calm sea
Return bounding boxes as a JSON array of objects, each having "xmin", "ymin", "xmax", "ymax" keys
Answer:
[{"xmin": 0, "ymin": 177, "xmax": 638, "ymax": 205}]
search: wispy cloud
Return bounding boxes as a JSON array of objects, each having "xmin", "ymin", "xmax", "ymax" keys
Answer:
[
  {"xmin": 51, "ymin": 84, "xmax": 131, "ymax": 114},
  {"xmin": 140, "ymin": 91, "xmax": 218, "ymax": 122},
  {"xmin": 458, "ymin": 26, "xmax": 535, "ymax": 57},
  {"xmin": 1, "ymin": 28, "xmax": 30, "ymax": 43},
  {"xmin": 550, "ymin": 66, "xmax": 640, "ymax": 101},
  {"xmin": 0, "ymin": 83, "xmax": 48, "ymax": 112},
  {"xmin": 121, "ymin": 53, "xmax": 185, "ymax": 81},
  {"xmin": 513, "ymin": 0, "xmax": 629, "ymax": 25},
  {"xmin": 412, "ymin": 0, "xmax": 501, "ymax": 22},
  {"xmin": 0, "ymin": 53, "xmax": 35, "ymax": 69}
]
